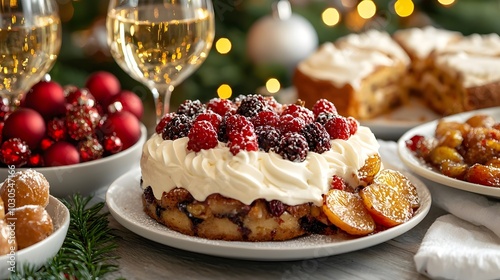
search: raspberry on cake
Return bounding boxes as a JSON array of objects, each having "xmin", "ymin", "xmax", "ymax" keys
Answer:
[{"xmin": 140, "ymin": 95, "xmax": 421, "ymax": 241}]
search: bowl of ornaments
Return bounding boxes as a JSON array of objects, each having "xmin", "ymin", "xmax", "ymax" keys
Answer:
[{"xmin": 0, "ymin": 71, "xmax": 147, "ymax": 197}]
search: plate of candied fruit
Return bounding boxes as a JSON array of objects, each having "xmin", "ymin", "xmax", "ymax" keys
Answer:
[{"xmin": 398, "ymin": 107, "xmax": 500, "ymax": 196}]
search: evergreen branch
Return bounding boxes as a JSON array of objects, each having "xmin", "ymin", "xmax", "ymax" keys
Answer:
[{"xmin": 11, "ymin": 194, "xmax": 121, "ymax": 280}]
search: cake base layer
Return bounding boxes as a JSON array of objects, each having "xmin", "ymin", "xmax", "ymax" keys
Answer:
[{"xmin": 142, "ymin": 186, "xmax": 338, "ymax": 242}]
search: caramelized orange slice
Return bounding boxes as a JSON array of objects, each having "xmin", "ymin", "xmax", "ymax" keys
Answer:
[
  {"xmin": 373, "ymin": 169, "xmax": 420, "ymax": 209},
  {"xmin": 322, "ymin": 189, "xmax": 375, "ymax": 236},
  {"xmin": 360, "ymin": 183, "xmax": 413, "ymax": 228},
  {"xmin": 358, "ymin": 154, "xmax": 382, "ymax": 184}
]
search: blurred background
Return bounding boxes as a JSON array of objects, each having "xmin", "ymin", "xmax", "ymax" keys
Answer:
[{"xmin": 49, "ymin": 0, "xmax": 500, "ymax": 126}]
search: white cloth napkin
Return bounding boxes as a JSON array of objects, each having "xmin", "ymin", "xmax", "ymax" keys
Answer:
[{"xmin": 378, "ymin": 140, "xmax": 500, "ymax": 280}]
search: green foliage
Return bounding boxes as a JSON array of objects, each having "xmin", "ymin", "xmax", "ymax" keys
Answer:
[{"xmin": 11, "ymin": 195, "xmax": 120, "ymax": 280}]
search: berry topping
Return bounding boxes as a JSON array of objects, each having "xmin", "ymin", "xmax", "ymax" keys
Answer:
[
  {"xmin": 282, "ymin": 104, "xmax": 314, "ymax": 124},
  {"xmin": 207, "ymin": 98, "xmax": 236, "ymax": 116},
  {"xmin": 156, "ymin": 112, "xmax": 176, "ymax": 135},
  {"xmin": 225, "ymin": 114, "xmax": 253, "ymax": 132},
  {"xmin": 0, "ymin": 138, "xmax": 31, "ymax": 167},
  {"xmin": 278, "ymin": 132, "xmax": 309, "ymax": 162},
  {"xmin": 312, "ymin": 99, "xmax": 337, "ymax": 118},
  {"xmin": 194, "ymin": 111, "xmax": 222, "ymax": 131},
  {"xmin": 347, "ymin": 116, "xmax": 359, "ymax": 135},
  {"xmin": 177, "ymin": 99, "xmax": 206, "ymax": 117},
  {"xmin": 315, "ymin": 112, "xmax": 336, "ymax": 126},
  {"xmin": 255, "ymin": 125, "xmax": 281, "ymax": 152},
  {"xmin": 187, "ymin": 120, "xmax": 219, "ymax": 152},
  {"xmin": 301, "ymin": 122, "xmax": 331, "ymax": 154},
  {"xmin": 236, "ymin": 94, "xmax": 266, "ymax": 118},
  {"xmin": 325, "ymin": 115, "xmax": 351, "ymax": 140},
  {"xmin": 278, "ymin": 114, "xmax": 306, "ymax": 135},
  {"xmin": 162, "ymin": 114, "xmax": 192, "ymax": 140},
  {"xmin": 330, "ymin": 175, "xmax": 347, "ymax": 191},
  {"xmin": 250, "ymin": 110, "xmax": 279, "ymax": 128},
  {"xmin": 227, "ymin": 126, "xmax": 258, "ymax": 155},
  {"xmin": 143, "ymin": 186, "xmax": 156, "ymax": 204}
]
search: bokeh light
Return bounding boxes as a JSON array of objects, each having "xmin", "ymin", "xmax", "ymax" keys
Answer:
[
  {"xmin": 215, "ymin": 38, "xmax": 232, "ymax": 54},
  {"xmin": 357, "ymin": 0, "xmax": 376, "ymax": 19},
  {"xmin": 438, "ymin": 0, "xmax": 455, "ymax": 6},
  {"xmin": 322, "ymin": 8, "xmax": 341, "ymax": 26},
  {"xmin": 265, "ymin": 78, "xmax": 281, "ymax": 94},
  {"xmin": 394, "ymin": 0, "xmax": 414, "ymax": 17},
  {"xmin": 217, "ymin": 84, "xmax": 232, "ymax": 99}
]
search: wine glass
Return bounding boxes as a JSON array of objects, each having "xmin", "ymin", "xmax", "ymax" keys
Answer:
[
  {"xmin": 0, "ymin": 0, "xmax": 62, "ymax": 106},
  {"xmin": 106, "ymin": 0, "xmax": 215, "ymax": 120}
]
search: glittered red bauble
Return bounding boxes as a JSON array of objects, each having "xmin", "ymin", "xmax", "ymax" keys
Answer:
[
  {"xmin": 43, "ymin": 141, "xmax": 80, "ymax": 166},
  {"xmin": 85, "ymin": 71, "xmax": 121, "ymax": 107},
  {"xmin": 65, "ymin": 105, "xmax": 101, "ymax": 141},
  {"xmin": 24, "ymin": 81, "xmax": 66, "ymax": 119},
  {"xmin": 78, "ymin": 137, "xmax": 104, "ymax": 162},
  {"xmin": 101, "ymin": 111, "xmax": 141, "ymax": 150},
  {"xmin": 3, "ymin": 108, "xmax": 46, "ymax": 150},
  {"xmin": 0, "ymin": 138, "xmax": 31, "ymax": 167},
  {"xmin": 66, "ymin": 87, "xmax": 96, "ymax": 107},
  {"xmin": 108, "ymin": 90, "xmax": 144, "ymax": 120}
]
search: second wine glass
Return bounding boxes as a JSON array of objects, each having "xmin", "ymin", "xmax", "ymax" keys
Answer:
[{"xmin": 106, "ymin": 0, "xmax": 215, "ymax": 120}]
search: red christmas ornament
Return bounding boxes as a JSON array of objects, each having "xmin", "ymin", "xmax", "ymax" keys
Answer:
[
  {"xmin": 28, "ymin": 153, "xmax": 43, "ymax": 167},
  {"xmin": 40, "ymin": 138, "xmax": 54, "ymax": 151},
  {"xmin": 108, "ymin": 90, "xmax": 144, "ymax": 120},
  {"xmin": 43, "ymin": 141, "xmax": 80, "ymax": 166},
  {"xmin": 78, "ymin": 137, "xmax": 104, "ymax": 162},
  {"xmin": 85, "ymin": 71, "xmax": 121, "ymax": 107},
  {"xmin": 0, "ymin": 138, "xmax": 31, "ymax": 167},
  {"xmin": 103, "ymin": 133, "xmax": 123, "ymax": 154},
  {"xmin": 24, "ymin": 81, "xmax": 66, "ymax": 119},
  {"xmin": 101, "ymin": 111, "xmax": 141, "ymax": 150},
  {"xmin": 0, "ymin": 98, "xmax": 11, "ymax": 121},
  {"xmin": 47, "ymin": 118, "xmax": 67, "ymax": 141},
  {"xmin": 65, "ymin": 87, "xmax": 97, "ymax": 107},
  {"xmin": 65, "ymin": 105, "xmax": 101, "ymax": 141},
  {"xmin": 3, "ymin": 108, "xmax": 46, "ymax": 150}
]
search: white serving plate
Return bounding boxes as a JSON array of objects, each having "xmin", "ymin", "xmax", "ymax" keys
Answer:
[
  {"xmin": 398, "ymin": 106, "xmax": 500, "ymax": 197},
  {"xmin": 106, "ymin": 168, "xmax": 431, "ymax": 261}
]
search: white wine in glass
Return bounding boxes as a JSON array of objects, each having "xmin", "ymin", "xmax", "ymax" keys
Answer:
[
  {"xmin": 106, "ymin": 0, "xmax": 215, "ymax": 120},
  {"xmin": 0, "ymin": 0, "xmax": 62, "ymax": 106}
]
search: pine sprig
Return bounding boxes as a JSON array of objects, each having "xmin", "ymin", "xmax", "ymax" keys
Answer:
[{"xmin": 11, "ymin": 194, "xmax": 120, "ymax": 280}]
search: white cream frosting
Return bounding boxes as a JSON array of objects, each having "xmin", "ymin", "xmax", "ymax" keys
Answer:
[
  {"xmin": 296, "ymin": 43, "xmax": 398, "ymax": 89},
  {"xmin": 140, "ymin": 126, "xmax": 380, "ymax": 206},
  {"xmin": 393, "ymin": 26, "xmax": 461, "ymax": 59},
  {"xmin": 436, "ymin": 53, "xmax": 500, "ymax": 87},
  {"xmin": 439, "ymin": 33, "xmax": 500, "ymax": 57},
  {"xmin": 337, "ymin": 29, "xmax": 411, "ymax": 65}
]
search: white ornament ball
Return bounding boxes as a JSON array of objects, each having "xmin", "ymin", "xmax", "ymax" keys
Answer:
[{"xmin": 247, "ymin": 13, "xmax": 318, "ymax": 69}]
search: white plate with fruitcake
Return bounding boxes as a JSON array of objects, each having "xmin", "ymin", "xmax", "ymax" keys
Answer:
[
  {"xmin": 106, "ymin": 168, "xmax": 431, "ymax": 261},
  {"xmin": 398, "ymin": 106, "xmax": 500, "ymax": 197}
]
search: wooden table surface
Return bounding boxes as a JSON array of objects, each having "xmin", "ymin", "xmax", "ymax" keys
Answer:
[{"xmin": 97, "ymin": 192, "xmax": 446, "ymax": 280}]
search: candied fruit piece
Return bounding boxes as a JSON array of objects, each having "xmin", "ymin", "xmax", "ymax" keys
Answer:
[
  {"xmin": 0, "ymin": 169, "xmax": 49, "ymax": 208},
  {"xmin": 322, "ymin": 189, "xmax": 375, "ymax": 236},
  {"xmin": 8, "ymin": 205, "xmax": 53, "ymax": 250},
  {"xmin": 428, "ymin": 146, "xmax": 464, "ymax": 166},
  {"xmin": 440, "ymin": 161, "xmax": 468, "ymax": 179},
  {"xmin": 437, "ymin": 130, "xmax": 463, "ymax": 149},
  {"xmin": 435, "ymin": 121, "xmax": 470, "ymax": 140},
  {"xmin": 486, "ymin": 158, "xmax": 500, "ymax": 168},
  {"xmin": 360, "ymin": 183, "xmax": 413, "ymax": 228},
  {"xmin": 358, "ymin": 154, "xmax": 382, "ymax": 184},
  {"xmin": 0, "ymin": 220, "xmax": 16, "ymax": 254},
  {"xmin": 406, "ymin": 135, "xmax": 425, "ymax": 152},
  {"xmin": 373, "ymin": 169, "xmax": 419, "ymax": 209},
  {"xmin": 465, "ymin": 164, "xmax": 500, "ymax": 187},
  {"xmin": 466, "ymin": 114, "xmax": 495, "ymax": 128}
]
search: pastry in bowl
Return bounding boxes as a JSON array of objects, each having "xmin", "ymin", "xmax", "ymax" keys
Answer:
[{"xmin": 140, "ymin": 95, "xmax": 421, "ymax": 241}]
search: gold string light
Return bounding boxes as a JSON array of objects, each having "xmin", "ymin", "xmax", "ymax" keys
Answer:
[
  {"xmin": 322, "ymin": 7, "xmax": 341, "ymax": 26},
  {"xmin": 394, "ymin": 0, "xmax": 414, "ymax": 17},
  {"xmin": 265, "ymin": 78, "xmax": 281, "ymax": 94},
  {"xmin": 215, "ymin": 38, "xmax": 232, "ymax": 54},
  {"xmin": 437, "ymin": 0, "xmax": 455, "ymax": 6},
  {"xmin": 357, "ymin": 0, "xmax": 376, "ymax": 19},
  {"xmin": 217, "ymin": 84, "xmax": 232, "ymax": 99}
]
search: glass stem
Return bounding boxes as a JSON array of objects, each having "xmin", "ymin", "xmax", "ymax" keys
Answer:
[{"xmin": 151, "ymin": 85, "xmax": 173, "ymax": 121}]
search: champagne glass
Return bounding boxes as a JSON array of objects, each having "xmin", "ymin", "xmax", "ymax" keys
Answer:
[
  {"xmin": 106, "ymin": 0, "xmax": 215, "ymax": 120},
  {"xmin": 0, "ymin": 0, "xmax": 62, "ymax": 106}
]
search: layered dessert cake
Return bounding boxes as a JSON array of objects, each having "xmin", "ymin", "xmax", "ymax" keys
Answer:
[
  {"xmin": 140, "ymin": 95, "xmax": 420, "ymax": 241},
  {"xmin": 294, "ymin": 26, "xmax": 500, "ymax": 119}
]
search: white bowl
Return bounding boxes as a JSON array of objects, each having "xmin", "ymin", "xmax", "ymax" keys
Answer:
[
  {"xmin": 0, "ymin": 195, "xmax": 70, "ymax": 279},
  {"xmin": 0, "ymin": 124, "xmax": 147, "ymax": 198}
]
